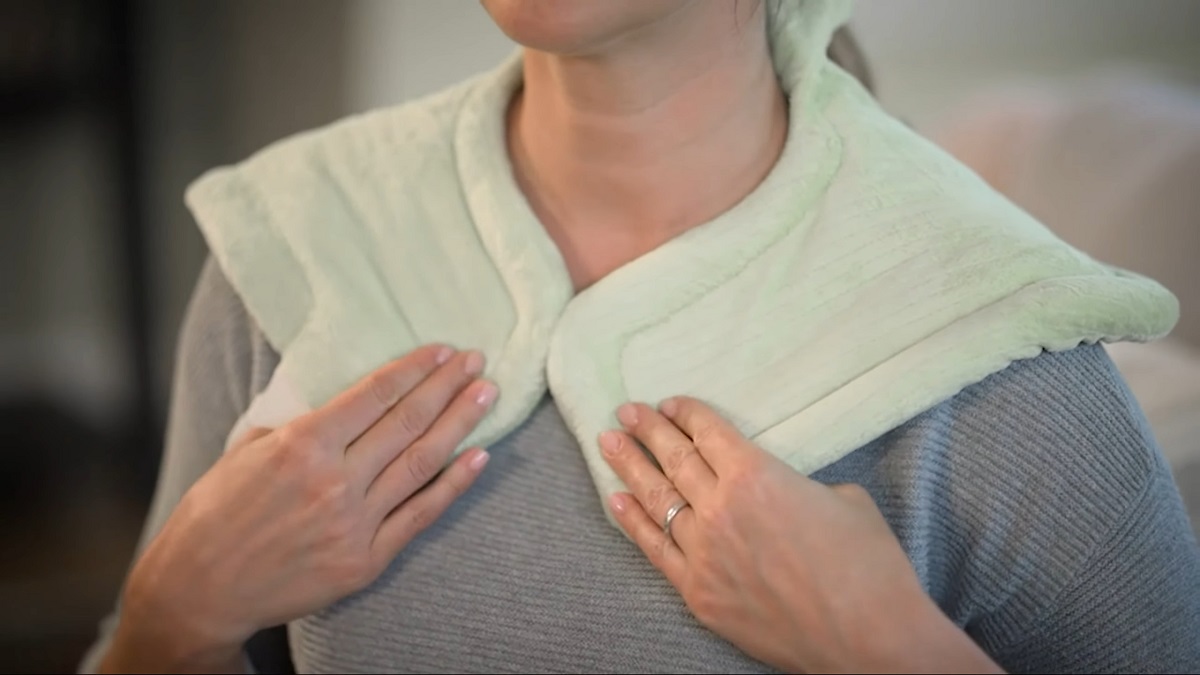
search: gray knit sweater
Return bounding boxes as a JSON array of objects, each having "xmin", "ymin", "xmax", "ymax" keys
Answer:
[{"xmin": 84, "ymin": 259, "xmax": 1200, "ymax": 674}]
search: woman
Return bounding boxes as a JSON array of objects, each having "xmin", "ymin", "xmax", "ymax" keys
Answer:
[{"xmin": 85, "ymin": 1, "xmax": 1199, "ymax": 673}]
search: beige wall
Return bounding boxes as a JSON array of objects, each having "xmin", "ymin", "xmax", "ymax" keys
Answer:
[{"xmin": 853, "ymin": 0, "xmax": 1200, "ymax": 126}]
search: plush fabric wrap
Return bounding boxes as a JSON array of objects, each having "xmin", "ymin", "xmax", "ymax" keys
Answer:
[{"xmin": 185, "ymin": 0, "xmax": 1177, "ymax": 519}]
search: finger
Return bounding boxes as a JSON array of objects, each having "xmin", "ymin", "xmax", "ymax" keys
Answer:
[
  {"xmin": 371, "ymin": 446, "xmax": 490, "ymax": 564},
  {"xmin": 608, "ymin": 492, "xmax": 688, "ymax": 586},
  {"xmin": 346, "ymin": 350, "xmax": 486, "ymax": 489},
  {"xmin": 364, "ymin": 378, "xmax": 498, "ymax": 520},
  {"xmin": 303, "ymin": 344, "xmax": 454, "ymax": 448},
  {"xmin": 658, "ymin": 396, "xmax": 751, "ymax": 476},
  {"xmin": 600, "ymin": 429, "xmax": 698, "ymax": 553},
  {"xmin": 615, "ymin": 403, "xmax": 716, "ymax": 502}
]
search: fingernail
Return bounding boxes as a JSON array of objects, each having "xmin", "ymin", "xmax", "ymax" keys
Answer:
[
  {"xmin": 435, "ymin": 346, "xmax": 454, "ymax": 364},
  {"xmin": 609, "ymin": 493, "xmax": 627, "ymax": 514},
  {"xmin": 464, "ymin": 351, "xmax": 486, "ymax": 376},
  {"xmin": 468, "ymin": 448, "xmax": 490, "ymax": 471},
  {"xmin": 475, "ymin": 381, "xmax": 498, "ymax": 407},
  {"xmin": 659, "ymin": 397, "xmax": 678, "ymax": 417},
  {"xmin": 616, "ymin": 403, "xmax": 638, "ymax": 427},
  {"xmin": 599, "ymin": 430, "xmax": 621, "ymax": 456}
]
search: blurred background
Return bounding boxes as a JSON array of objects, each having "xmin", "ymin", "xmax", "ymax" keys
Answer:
[{"xmin": 1, "ymin": 1, "xmax": 1198, "ymax": 672}]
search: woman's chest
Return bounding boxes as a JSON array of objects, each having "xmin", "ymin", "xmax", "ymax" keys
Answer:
[{"xmin": 288, "ymin": 397, "xmax": 777, "ymax": 674}]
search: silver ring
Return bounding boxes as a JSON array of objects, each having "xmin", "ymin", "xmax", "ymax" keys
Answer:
[{"xmin": 662, "ymin": 499, "xmax": 690, "ymax": 545}]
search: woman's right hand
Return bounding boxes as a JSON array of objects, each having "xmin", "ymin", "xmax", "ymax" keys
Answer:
[{"xmin": 101, "ymin": 344, "xmax": 498, "ymax": 673}]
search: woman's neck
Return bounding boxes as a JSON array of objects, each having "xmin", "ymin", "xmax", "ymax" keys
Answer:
[{"xmin": 507, "ymin": 1, "xmax": 787, "ymax": 289}]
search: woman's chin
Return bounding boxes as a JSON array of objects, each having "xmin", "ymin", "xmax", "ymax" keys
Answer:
[{"xmin": 481, "ymin": 0, "xmax": 691, "ymax": 55}]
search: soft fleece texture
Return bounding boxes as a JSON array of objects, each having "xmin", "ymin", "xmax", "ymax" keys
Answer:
[{"xmin": 184, "ymin": 0, "xmax": 1178, "ymax": 515}]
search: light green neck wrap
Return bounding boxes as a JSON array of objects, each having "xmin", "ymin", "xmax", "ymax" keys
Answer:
[{"xmin": 186, "ymin": 0, "xmax": 1177, "ymax": 518}]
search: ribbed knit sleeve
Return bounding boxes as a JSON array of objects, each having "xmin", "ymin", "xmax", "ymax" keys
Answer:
[
  {"xmin": 816, "ymin": 344, "xmax": 1200, "ymax": 674},
  {"xmin": 78, "ymin": 258, "xmax": 284, "ymax": 673},
  {"xmin": 991, "ymin": 459, "xmax": 1200, "ymax": 674}
]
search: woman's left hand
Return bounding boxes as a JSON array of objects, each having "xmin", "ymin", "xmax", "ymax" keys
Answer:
[{"xmin": 600, "ymin": 397, "xmax": 1003, "ymax": 674}]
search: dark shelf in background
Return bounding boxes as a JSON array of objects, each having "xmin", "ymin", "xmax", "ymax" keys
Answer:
[{"xmin": 2, "ymin": 0, "xmax": 159, "ymax": 671}]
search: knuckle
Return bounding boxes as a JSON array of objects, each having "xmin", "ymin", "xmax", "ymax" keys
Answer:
[
  {"xmin": 646, "ymin": 482, "xmax": 677, "ymax": 513},
  {"xmin": 315, "ymin": 521, "xmax": 373, "ymax": 589},
  {"xmin": 366, "ymin": 371, "xmax": 400, "ymax": 410},
  {"xmin": 690, "ymin": 420, "xmax": 723, "ymax": 449},
  {"xmin": 725, "ymin": 465, "xmax": 761, "ymax": 493},
  {"xmin": 319, "ymin": 513, "xmax": 356, "ymax": 551},
  {"xmin": 648, "ymin": 536, "xmax": 673, "ymax": 568},
  {"xmin": 440, "ymin": 465, "xmax": 474, "ymax": 499},
  {"xmin": 324, "ymin": 553, "xmax": 374, "ymax": 591},
  {"xmin": 404, "ymin": 447, "xmax": 440, "ymax": 488},
  {"xmin": 721, "ymin": 471, "xmax": 766, "ymax": 509},
  {"xmin": 692, "ymin": 502, "xmax": 725, "ymax": 530},
  {"xmin": 260, "ymin": 438, "xmax": 292, "ymax": 472},
  {"xmin": 407, "ymin": 502, "xmax": 438, "ymax": 533},
  {"xmin": 662, "ymin": 443, "xmax": 696, "ymax": 476},
  {"xmin": 306, "ymin": 473, "xmax": 350, "ymax": 510},
  {"xmin": 277, "ymin": 423, "xmax": 324, "ymax": 459},
  {"xmin": 687, "ymin": 587, "xmax": 721, "ymax": 626},
  {"xmin": 266, "ymin": 441, "xmax": 307, "ymax": 477},
  {"xmin": 391, "ymin": 403, "xmax": 431, "ymax": 441}
]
